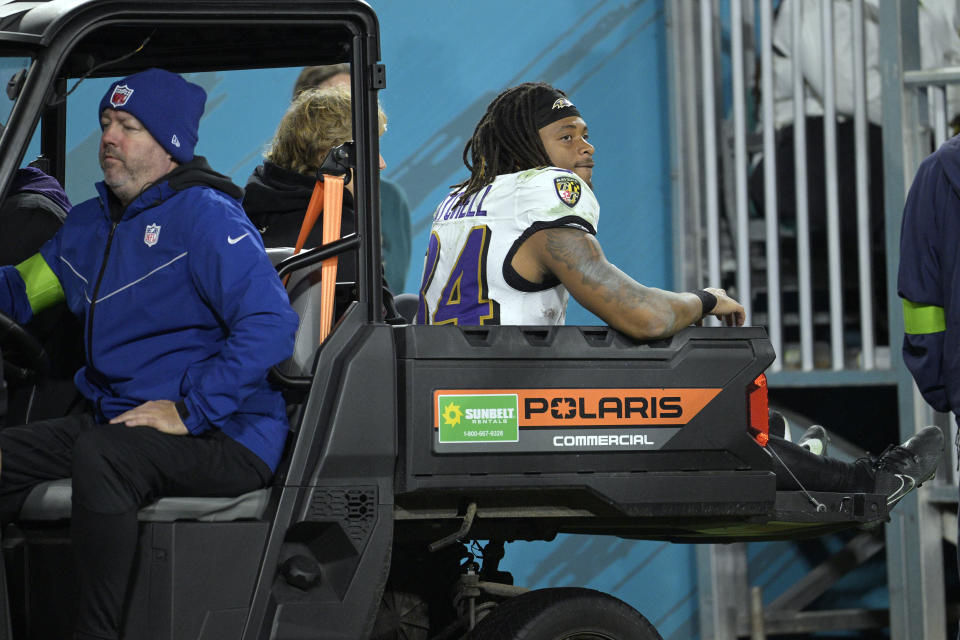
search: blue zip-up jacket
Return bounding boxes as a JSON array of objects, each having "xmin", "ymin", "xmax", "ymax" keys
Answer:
[
  {"xmin": 899, "ymin": 134, "xmax": 960, "ymax": 419},
  {"xmin": 0, "ymin": 159, "xmax": 299, "ymax": 471}
]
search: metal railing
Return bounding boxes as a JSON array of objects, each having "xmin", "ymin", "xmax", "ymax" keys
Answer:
[
  {"xmin": 672, "ymin": 1, "xmax": 958, "ymax": 638},
  {"xmin": 671, "ymin": 0, "xmax": 881, "ymax": 375}
]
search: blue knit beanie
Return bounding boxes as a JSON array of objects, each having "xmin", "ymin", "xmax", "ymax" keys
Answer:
[{"xmin": 99, "ymin": 68, "xmax": 206, "ymax": 163}]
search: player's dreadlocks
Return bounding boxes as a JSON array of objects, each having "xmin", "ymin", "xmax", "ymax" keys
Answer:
[{"xmin": 452, "ymin": 82, "xmax": 563, "ymax": 205}]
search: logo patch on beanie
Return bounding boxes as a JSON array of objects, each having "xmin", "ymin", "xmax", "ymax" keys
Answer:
[
  {"xmin": 552, "ymin": 97, "xmax": 574, "ymax": 110},
  {"xmin": 171, "ymin": 134, "xmax": 180, "ymax": 148},
  {"xmin": 554, "ymin": 176, "xmax": 581, "ymax": 207},
  {"xmin": 144, "ymin": 224, "xmax": 161, "ymax": 247},
  {"xmin": 109, "ymin": 84, "xmax": 134, "ymax": 107}
]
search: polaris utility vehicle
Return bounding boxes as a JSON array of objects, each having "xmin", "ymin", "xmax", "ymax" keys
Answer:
[{"xmin": 0, "ymin": 1, "xmax": 891, "ymax": 639}]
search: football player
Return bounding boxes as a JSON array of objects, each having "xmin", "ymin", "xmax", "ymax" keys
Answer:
[{"xmin": 415, "ymin": 81, "xmax": 941, "ymax": 508}]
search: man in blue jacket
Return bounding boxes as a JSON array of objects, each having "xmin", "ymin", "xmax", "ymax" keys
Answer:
[
  {"xmin": 0, "ymin": 68, "xmax": 299, "ymax": 640},
  {"xmin": 899, "ymin": 134, "xmax": 960, "ymax": 626}
]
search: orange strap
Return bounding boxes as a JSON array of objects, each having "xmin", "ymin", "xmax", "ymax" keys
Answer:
[
  {"xmin": 293, "ymin": 180, "xmax": 325, "ymax": 256},
  {"xmin": 318, "ymin": 175, "xmax": 343, "ymax": 342},
  {"xmin": 283, "ymin": 175, "xmax": 343, "ymax": 343},
  {"xmin": 282, "ymin": 180, "xmax": 325, "ymax": 288}
]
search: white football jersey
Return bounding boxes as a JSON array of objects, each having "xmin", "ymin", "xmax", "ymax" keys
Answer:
[{"xmin": 415, "ymin": 167, "xmax": 600, "ymax": 326}]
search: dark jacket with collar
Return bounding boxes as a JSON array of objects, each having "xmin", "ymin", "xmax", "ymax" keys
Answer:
[
  {"xmin": 900, "ymin": 134, "xmax": 960, "ymax": 422},
  {"xmin": 243, "ymin": 161, "xmax": 357, "ymax": 282}
]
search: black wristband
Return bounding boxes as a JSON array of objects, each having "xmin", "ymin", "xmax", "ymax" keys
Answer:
[
  {"xmin": 175, "ymin": 400, "xmax": 190, "ymax": 421},
  {"xmin": 690, "ymin": 289, "xmax": 718, "ymax": 318}
]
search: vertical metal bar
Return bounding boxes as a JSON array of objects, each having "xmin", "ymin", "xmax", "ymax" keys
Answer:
[
  {"xmin": 761, "ymin": 0, "xmax": 782, "ymax": 371},
  {"xmin": 683, "ymin": 0, "xmax": 705, "ymax": 290},
  {"xmin": 879, "ymin": 2, "xmax": 945, "ymax": 637},
  {"xmin": 667, "ymin": 0, "xmax": 688, "ymax": 290},
  {"xmin": 742, "ymin": 0, "xmax": 757, "ymax": 96},
  {"xmin": 936, "ymin": 409, "xmax": 957, "ymax": 485},
  {"xmin": 930, "ymin": 85, "xmax": 948, "ymax": 149},
  {"xmin": 351, "ymin": 39, "xmax": 381, "ymax": 322},
  {"xmin": 852, "ymin": 0, "xmax": 875, "ymax": 369},
  {"xmin": 887, "ymin": 491, "xmax": 947, "ymax": 640},
  {"xmin": 792, "ymin": 0, "xmax": 814, "ymax": 369},
  {"xmin": 697, "ymin": 543, "xmax": 748, "ymax": 640},
  {"xmin": 749, "ymin": 586, "xmax": 766, "ymax": 640},
  {"xmin": 821, "ymin": 0, "xmax": 844, "ymax": 369},
  {"xmin": 668, "ymin": 0, "xmax": 704, "ymax": 291},
  {"xmin": 700, "ymin": 0, "xmax": 721, "ymax": 300},
  {"xmin": 731, "ymin": 0, "xmax": 751, "ymax": 324}
]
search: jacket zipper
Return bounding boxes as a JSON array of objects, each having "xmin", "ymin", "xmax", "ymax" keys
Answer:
[{"xmin": 87, "ymin": 220, "xmax": 119, "ymax": 371}]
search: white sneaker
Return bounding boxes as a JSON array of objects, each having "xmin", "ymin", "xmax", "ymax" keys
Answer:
[{"xmin": 798, "ymin": 425, "xmax": 828, "ymax": 456}]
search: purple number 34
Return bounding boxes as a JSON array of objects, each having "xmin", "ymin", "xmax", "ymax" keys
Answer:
[{"xmin": 416, "ymin": 225, "xmax": 500, "ymax": 325}]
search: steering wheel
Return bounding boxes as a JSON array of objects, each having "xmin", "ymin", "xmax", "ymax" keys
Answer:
[{"xmin": 0, "ymin": 310, "xmax": 49, "ymax": 382}]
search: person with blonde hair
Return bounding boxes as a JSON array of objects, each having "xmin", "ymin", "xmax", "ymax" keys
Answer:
[
  {"xmin": 284, "ymin": 64, "xmax": 412, "ymax": 292},
  {"xmin": 243, "ymin": 86, "xmax": 387, "ymax": 281}
]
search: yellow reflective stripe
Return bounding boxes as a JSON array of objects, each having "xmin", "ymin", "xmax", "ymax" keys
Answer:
[
  {"xmin": 903, "ymin": 299, "xmax": 946, "ymax": 335},
  {"xmin": 14, "ymin": 253, "xmax": 64, "ymax": 313}
]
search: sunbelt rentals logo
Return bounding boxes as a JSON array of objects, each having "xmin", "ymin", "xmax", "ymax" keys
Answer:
[{"xmin": 436, "ymin": 393, "xmax": 519, "ymax": 443}]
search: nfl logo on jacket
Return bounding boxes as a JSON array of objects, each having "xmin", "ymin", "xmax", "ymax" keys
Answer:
[{"xmin": 143, "ymin": 223, "xmax": 160, "ymax": 247}]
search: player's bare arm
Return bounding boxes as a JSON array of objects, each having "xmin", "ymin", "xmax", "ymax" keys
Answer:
[{"xmin": 513, "ymin": 227, "xmax": 707, "ymax": 339}]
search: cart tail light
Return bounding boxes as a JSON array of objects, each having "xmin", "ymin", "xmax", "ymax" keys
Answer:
[{"xmin": 747, "ymin": 374, "xmax": 769, "ymax": 446}]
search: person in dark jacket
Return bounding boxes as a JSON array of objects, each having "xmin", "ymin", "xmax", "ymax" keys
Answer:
[
  {"xmin": 0, "ymin": 166, "xmax": 82, "ymax": 420},
  {"xmin": 900, "ymin": 134, "xmax": 960, "ymax": 435},
  {"xmin": 0, "ymin": 169, "xmax": 74, "ymax": 405},
  {"xmin": 899, "ymin": 133, "xmax": 960, "ymax": 613},
  {"xmin": 290, "ymin": 64, "xmax": 412, "ymax": 292},
  {"xmin": 243, "ymin": 84, "xmax": 389, "ymax": 285},
  {"xmin": 0, "ymin": 68, "xmax": 299, "ymax": 640},
  {"xmin": 0, "ymin": 166, "xmax": 71, "ymax": 265}
]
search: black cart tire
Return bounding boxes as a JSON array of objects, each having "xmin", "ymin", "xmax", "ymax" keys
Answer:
[
  {"xmin": 370, "ymin": 589, "xmax": 430, "ymax": 639},
  {"xmin": 464, "ymin": 587, "xmax": 663, "ymax": 640}
]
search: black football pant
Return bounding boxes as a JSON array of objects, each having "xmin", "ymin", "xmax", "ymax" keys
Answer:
[
  {"xmin": 0, "ymin": 412, "xmax": 271, "ymax": 640},
  {"xmin": 767, "ymin": 435, "xmax": 874, "ymax": 492}
]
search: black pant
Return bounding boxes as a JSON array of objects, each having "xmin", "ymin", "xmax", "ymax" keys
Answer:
[
  {"xmin": 767, "ymin": 435, "xmax": 873, "ymax": 492},
  {"xmin": 0, "ymin": 413, "xmax": 272, "ymax": 640}
]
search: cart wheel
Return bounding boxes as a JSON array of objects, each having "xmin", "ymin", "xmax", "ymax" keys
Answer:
[
  {"xmin": 465, "ymin": 588, "xmax": 662, "ymax": 640},
  {"xmin": 370, "ymin": 589, "xmax": 430, "ymax": 640}
]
